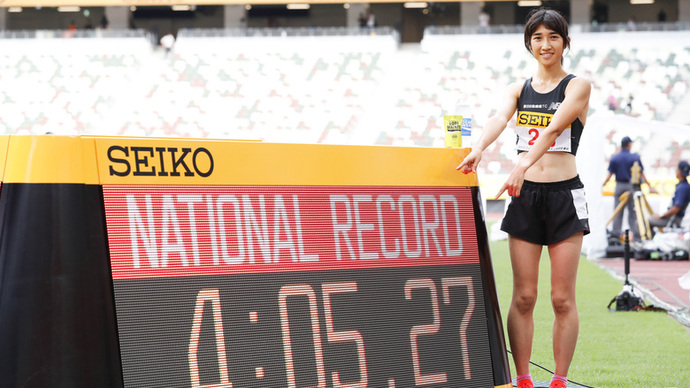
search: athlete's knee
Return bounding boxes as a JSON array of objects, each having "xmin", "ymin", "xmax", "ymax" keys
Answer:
[
  {"xmin": 512, "ymin": 290, "xmax": 537, "ymax": 314},
  {"xmin": 550, "ymin": 293, "xmax": 576, "ymax": 316}
]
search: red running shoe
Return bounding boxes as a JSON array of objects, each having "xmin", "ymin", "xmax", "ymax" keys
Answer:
[
  {"xmin": 517, "ymin": 379, "xmax": 534, "ymax": 388},
  {"xmin": 549, "ymin": 380, "xmax": 567, "ymax": 388}
]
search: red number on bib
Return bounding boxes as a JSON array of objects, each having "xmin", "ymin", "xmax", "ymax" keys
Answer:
[
  {"xmin": 528, "ymin": 128, "xmax": 556, "ymax": 148},
  {"xmin": 528, "ymin": 129, "xmax": 539, "ymax": 145}
]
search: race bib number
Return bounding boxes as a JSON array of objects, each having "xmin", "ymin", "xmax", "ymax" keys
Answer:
[{"xmin": 516, "ymin": 111, "xmax": 571, "ymax": 153}]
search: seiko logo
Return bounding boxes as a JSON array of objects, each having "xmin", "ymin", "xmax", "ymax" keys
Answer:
[
  {"xmin": 108, "ymin": 146, "xmax": 214, "ymax": 177},
  {"xmin": 517, "ymin": 112, "xmax": 552, "ymax": 128}
]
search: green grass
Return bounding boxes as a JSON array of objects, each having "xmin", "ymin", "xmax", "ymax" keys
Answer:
[{"xmin": 488, "ymin": 232, "xmax": 690, "ymax": 388}]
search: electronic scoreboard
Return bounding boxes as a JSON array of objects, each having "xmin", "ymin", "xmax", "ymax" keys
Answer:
[{"xmin": 0, "ymin": 135, "xmax": 510, "ymax": 388}]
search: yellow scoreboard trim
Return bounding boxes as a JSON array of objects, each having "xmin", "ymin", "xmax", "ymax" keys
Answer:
[
  {"xmin": 0, "ymin": 136, "xmax": 9, "ymax": 183},
  {"xmin": 4, "ymin": 135, "xmax": 100, "ymax": 185},
  {"xmin": 1, "ymin": 135, "xmax": 477, "ymax": 187}
]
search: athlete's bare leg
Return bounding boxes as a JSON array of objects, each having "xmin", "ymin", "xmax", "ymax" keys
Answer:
[
  {"xmin": 507, "ymin": 235, "xmax": 542, "ymax": 375},
  {"xmin": 547, "ymin": 232, "xmax": 583, "ymax": 377}
]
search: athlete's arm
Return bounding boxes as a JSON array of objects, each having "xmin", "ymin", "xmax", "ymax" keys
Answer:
[
  {"xmin": 456, "ymin": 82, "xmax": 521, "ymax": 174},
  {"xmin": 497, "ymin": 77, "xmax": 591, "ymax": 198}
]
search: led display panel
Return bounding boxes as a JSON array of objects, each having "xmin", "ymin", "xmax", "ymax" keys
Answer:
[{"xmin": 103, "ymin": 185, "xmax": 492, "ymax": 387}]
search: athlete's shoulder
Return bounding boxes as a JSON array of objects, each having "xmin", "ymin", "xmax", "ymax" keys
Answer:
[
  {"xmin": 507, "ymin": 81, "xmax": 525, "ymax": 97},
  {"xmin": 566, "ymin": 75, "xmax": 592, "ymax": 91},
  {"xmin": 564, "ymin": 75, "xmax": 591, "ymax": 101}
]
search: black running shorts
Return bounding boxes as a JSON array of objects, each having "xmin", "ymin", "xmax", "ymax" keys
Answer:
[{"xmin": 500, "ymin": 175, "xmax": 590, "ymax": 245}]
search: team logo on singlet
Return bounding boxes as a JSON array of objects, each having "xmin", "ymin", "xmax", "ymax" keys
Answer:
[
  {"xmin": 516, "ymin": 111, "xmax": 571, "ymax": 152},
  {"xmin": 523, "ymin": 103, "xmax": 547, "ymax": 109}
]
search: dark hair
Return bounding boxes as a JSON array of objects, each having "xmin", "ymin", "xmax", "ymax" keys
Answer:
[
  {"xmin": 524, "ymin": 9, "xmax": 570, "ymax": 54},
  {"xmin": 679, "ymin": 161, "xmax": 690, "ymax": 178}
]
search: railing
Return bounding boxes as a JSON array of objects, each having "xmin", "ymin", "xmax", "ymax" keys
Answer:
[
  {"xmin": 582, "ymin": 21, "xmax": 690, "ymax": 32},
  {"xmin": 2, "ymin": 22, "xmax": 688, "ymax": 40},
  {"xmin": 0, "ymin": 29, "xmax": 151, "ymax": 39},
  {"xmin": 425, "ymin": 21, "xmax": 690, "ymax": 35},
  {"xmin": 425, "ymin": 25, "xmax": 523, "ymax": 35},
  {"xmin": 177, "ymin": 26, "xmax": 398, "ymax": 38}
]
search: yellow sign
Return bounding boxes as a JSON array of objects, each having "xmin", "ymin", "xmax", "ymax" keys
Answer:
[
  {"xmin": 1, "ymin": 135, "xmax": 478, "ymax": 187},
  {"xmin": 444, "ymin": 115, "xmax": 463, "ymax": 148}
]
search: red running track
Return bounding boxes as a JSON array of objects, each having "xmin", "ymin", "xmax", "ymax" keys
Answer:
[{"xmin": 593, "ymin": 258, "xmax": 690, "ymax": 311}]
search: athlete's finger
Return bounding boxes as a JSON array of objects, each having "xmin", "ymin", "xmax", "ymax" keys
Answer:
[
  {"xmin": 456, "ymin": 159, "xmax": 473, "ymax": 173},
  {"xmin": 459, "ymin": 164, "xmax": 474, "ymax": 174},
  {"xmin": 457, "ymin": 156, "xmax": 473, "ymax": 169},
  {"xmin": 495, "ymin": 184, "xmax": 507, "ymax": 199}
]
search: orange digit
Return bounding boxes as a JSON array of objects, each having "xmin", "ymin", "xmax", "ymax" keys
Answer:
[
  {"xmin": 404, "ymin": 279, "xmax": 448, "ymax": 385},
  {"xmin": 279, "ymin": 284, "xmax": 327, "ymax": 388},
  {"xmin": 441, "ymin": 277, "xmax": 476, "ymax": 380},
  {"xmin": 322, "ymin": 282, "xmax": 368, "ymax": 388},
  {"xmin": 188, "ymin": 288, "xmax": 232, "ymax": 388}
]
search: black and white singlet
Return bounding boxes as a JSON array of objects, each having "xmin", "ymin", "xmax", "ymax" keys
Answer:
[{"xmin": 515, "ymin": 74, "xmax": 584, "ymax": 156}]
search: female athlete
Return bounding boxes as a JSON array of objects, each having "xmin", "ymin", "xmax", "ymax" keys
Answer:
[{"xmin": 457, "ymin": 9, "xmax": 591, "ymax": 388}]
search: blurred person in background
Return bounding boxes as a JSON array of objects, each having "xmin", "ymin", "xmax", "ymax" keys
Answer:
[
  {"xmin": 366, "ymin": 9, "xmax": 376, "ymax": 28},
  {"xmin": 603, "ymin": 136, "xmax": 655, "ymax": 241},
  {"xmin": 100, "ymin": 15, "xmax": 109, "ymax": 29},
  {"xmin": 648, "ymin": 161, "xmax": 690, "ymax": 229},
  {"xmin": 478, "ymin": 8, "xmax": 491, "ymax": 33},
  {"xmin": 160, "ymin": 33, "xmax": 176, "ymax": 57}
]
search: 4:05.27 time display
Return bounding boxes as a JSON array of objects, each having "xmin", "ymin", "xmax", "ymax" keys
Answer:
[{"xmin": 113, "ymin": 266, "xmax": 494, "ymax": 388}]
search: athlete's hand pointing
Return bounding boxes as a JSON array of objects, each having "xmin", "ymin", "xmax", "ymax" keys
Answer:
[
  {"xmin": 456, "ymin": 149, "xmax": 482, "ymax": 174},
  {"xmin": 495, "ymin": 161, "xmax": 528, "ymax": 199}
]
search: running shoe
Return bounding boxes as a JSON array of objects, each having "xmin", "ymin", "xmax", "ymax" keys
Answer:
[
  {"xmin": 516, "ymin": 379, "xmax": 534, "ymax": 388},
  {"xmin": 549, "ymin": 380, "xmax": 567, "ymax": 388}
]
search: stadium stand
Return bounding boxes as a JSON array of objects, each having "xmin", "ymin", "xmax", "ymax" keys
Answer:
[{"xmin": 0, "ymin": 30, "xmax": 152, "ymax": 135}]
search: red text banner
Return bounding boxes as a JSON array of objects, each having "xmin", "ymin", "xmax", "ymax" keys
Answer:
[{"xmin": 103, "ymin": 185, "xmax": 479, "ymax": 279}]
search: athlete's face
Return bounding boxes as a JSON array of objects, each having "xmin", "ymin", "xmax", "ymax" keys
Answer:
[{"xmin": 529, "ymin": 25, "xmax": 566, "ymax": 65}]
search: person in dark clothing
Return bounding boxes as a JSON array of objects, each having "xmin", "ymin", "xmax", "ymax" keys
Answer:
[
  {"xmin": 602, "ymin": 136, "xmax": 655, "ymax": 240},
  {"xmin": 648, "ymin": 161, "xmax": 690, "ymax": 229}
]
